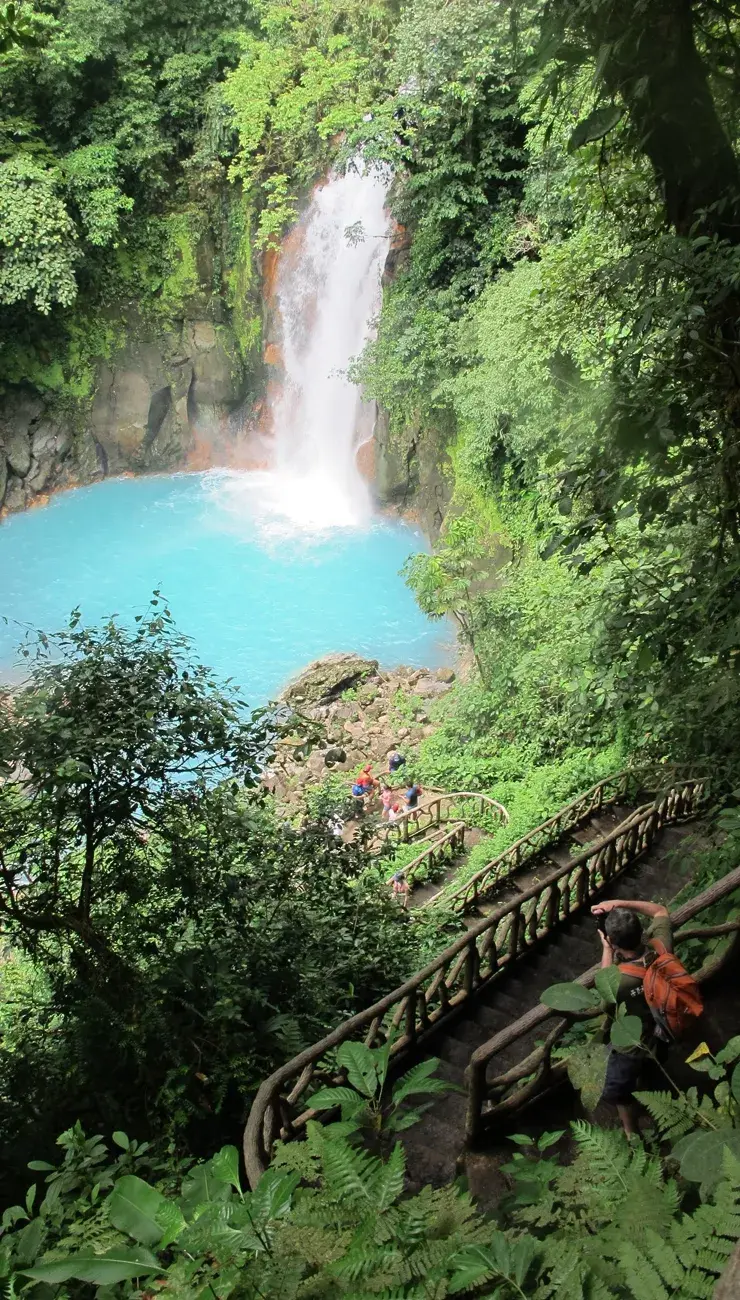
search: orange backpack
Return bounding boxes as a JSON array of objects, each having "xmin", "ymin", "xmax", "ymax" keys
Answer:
[{"xmin": 619, "ymin": 939, "xmax": 704, "ymax": 1040}]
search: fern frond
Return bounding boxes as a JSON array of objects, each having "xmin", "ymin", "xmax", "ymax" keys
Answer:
[
  {"xmin": 634, "ymin": 1090, "xmax": 695, "ymax": 1142},
  {"xmin": 617, "ymin": 1241, "xmax": 669, "ymax": 1300},
  {"xmin": 367, "ymin": 1141, "xmax": 405, "ymax": 1214},
  {"xmin": 693, "ymin": 1246, "xmax": 732, "ymax": 1273},
  {"xmin": 320, "ymin": 1138, "xmax": 378, "ymax": 1207},
  {"xmin": 644, "ymin": 1227, "xmax": 684, "ymax": 1290},
  {"xmin": 571, "ymin": 1120, "xmax": 631, "ymax": 1190},
  {"xmin": 678, "ymin": 1266, "xmax": 715, "ymax": 1299}
]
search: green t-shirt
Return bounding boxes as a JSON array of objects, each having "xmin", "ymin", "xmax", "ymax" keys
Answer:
[{"xmin": 613, "ymin": 914, "xmax": 673, "ymax": 1052}]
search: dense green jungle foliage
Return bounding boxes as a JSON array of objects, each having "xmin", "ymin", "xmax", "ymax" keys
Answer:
[
  {"xmin": 354, "ymin": 0, "xmax": 740, "ymax": 825},
  {"xmin": 3, "ymin": 1032, "xmax": 740, "ymax": 1297},
  {"xmin": 0, "ymin": 604, "xmax": 419, "ymax": 1199},
  {"xmin": 5, "ymin": 0, "xmax": 740, "ymax": 1293},
  {"xmin": 0, "ymin": 0, "xmax": 395, "ymax": 391}
]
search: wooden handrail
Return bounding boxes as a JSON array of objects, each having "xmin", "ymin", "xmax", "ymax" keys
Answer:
[
  {"xmin": 464, "ymin": 859, "xmax": 740, "ymax": 1144},
  {"xmin": 243, "ymin": 772, "xmax": 705, "ymax": 1187},
  {"xmin": 376, "ymin": 790, "xmax": 508, "ymax": 847},
  {"xmin": 419, "ymin": 764, "xmax": 701, "ymax": 915},
  {"xmin": 384, "ymin": 821, "xmax": 466, "ymax": 886}
]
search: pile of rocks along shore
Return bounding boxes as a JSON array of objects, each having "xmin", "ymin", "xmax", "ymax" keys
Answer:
[{"xmin": 265, "ymin": 652, "xmax": 456, "ymax": 807}]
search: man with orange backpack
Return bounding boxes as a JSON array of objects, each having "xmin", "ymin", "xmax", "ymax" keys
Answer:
[{"xmin": 591, "ymin": 897, "xmax": 703, "ymax": 1138}]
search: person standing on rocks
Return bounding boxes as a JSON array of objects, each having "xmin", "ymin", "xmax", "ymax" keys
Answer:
[{"xmin": 380, "ymin": 782, "xmax": 394, "ymax": 819}]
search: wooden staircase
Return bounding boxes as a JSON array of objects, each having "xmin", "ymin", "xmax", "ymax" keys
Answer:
[
  {"xmin": 399, "ymin": 819, "xmax": 697, "ymax": 1191},
  {"xmin": 243, "ymin": 771, "xmax": 709, "ymax": 1190}
]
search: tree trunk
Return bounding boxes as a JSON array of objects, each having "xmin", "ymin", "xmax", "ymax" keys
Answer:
[
  {"xmin": 560, "ymin": 0, "xmax": 740, "ymax": 238},
  {"xmin": 78, "ymin": 788, "xmax": 95, "ymax": 922}
]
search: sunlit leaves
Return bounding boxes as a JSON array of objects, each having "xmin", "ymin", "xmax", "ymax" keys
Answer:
[{"xmin": 0, "ymin": 155, "xmax": 78, "ymax": 313}]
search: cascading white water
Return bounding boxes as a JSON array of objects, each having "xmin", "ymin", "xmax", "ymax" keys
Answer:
[
  {"xmin": 266, "ymin": 165, "xmax": 389, "ymax": 528},
  {"xmin": 215, "ymin": 164, "xmax": 390, "ymax": 535}
]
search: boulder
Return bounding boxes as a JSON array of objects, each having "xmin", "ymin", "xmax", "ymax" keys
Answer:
[
  {"xmin": 324, "ymin": 746, "xmax": 347, "ymax": 766},
  {"xmin": 416, "ymin": 677, "xmax": 452, "ymax": 698},
  {"xmin": 344, "ymin": 720, "xmax": 367, "ymax": 742},
  {"xmin": 306, "ymin": 750, "xmax": 327, "ymax": 779},
  {"xmin": 281, "ymin": 653, "xmax": 379, "ymax": 708},
  {"xmin": 5, "ymin": 425, "xmax": 31, "ymax": 477},
  {"xmin": 26, "ymin": 421, "xmax": 72, "ymax": 493},
  {"xmin": 185, "ymin": 320, "xmax": 246, "ymax": 419},
  {"xmin": 3, "ymin": 472, "xmax": 29, "ymax": 513},
  {"xmin": 436, "ymin": 666, "xmax": 456, "ymax": 683}
]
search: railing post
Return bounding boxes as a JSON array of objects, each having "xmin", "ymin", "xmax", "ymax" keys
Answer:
[
  {"xmin": 464, "ymin": 942, "xmax": 478, "ymax": 996},
  {"xmin": 465, "ymin": 1060, "xmax": 485, "ymax": 1146},
  {"xmin": 405, "ymin": 990, "xmax": 417, "ymax": 1043},
  {"xmin": 509, "ymin": 906, "xmax": 521, "ymax": 961},
  {"xmin": 546, "ymin": 883, "xmax": 559, "ymax": 931}
]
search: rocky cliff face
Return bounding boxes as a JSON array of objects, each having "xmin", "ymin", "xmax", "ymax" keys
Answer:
[
  {"xmin": 0, "ymin": 184, "xmax": 263, "ymax": 515},
  {"xmin": 0, "ymin": 314, "xmax": 253, "ymax": 514}
]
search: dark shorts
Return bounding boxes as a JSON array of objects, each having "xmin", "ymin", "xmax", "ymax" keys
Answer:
[{"xmin": 601, "ymin": 1049, "xmax": 645, "ymax": 1105}]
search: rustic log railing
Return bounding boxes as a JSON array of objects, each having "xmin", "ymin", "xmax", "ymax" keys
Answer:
[
  {"xmin": 464, "ymin": 861, "xmax": 740, "ymax": 1145},
  {"xmin": 384, "ymin": 821, "xmax": 467, "ymax": 887},
  {"xmin": 377, "ymin": 790, "xmax": 508, "ymax": 847},
  {"xmin": 243, "ymin": 773, "xmax": 705, "ymax": 1187},
  {"xmin": 419, "ymin": 765, "xmax": 694, "ymax": 916}
]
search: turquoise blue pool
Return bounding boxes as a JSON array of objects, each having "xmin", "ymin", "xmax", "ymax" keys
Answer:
[{"xmin": 0, "ymin": 472, "xmax": 449, "ymax": 702}]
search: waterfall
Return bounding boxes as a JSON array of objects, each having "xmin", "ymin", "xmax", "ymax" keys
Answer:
[
  {"xmin": 267, "ymin": 165, "xmax": 389, "ymax": 528},
  {"xmin": 215, "ymin": 165, "xmax": 390, "ymax": 536}
]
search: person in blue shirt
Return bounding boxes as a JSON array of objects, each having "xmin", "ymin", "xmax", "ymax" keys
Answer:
[{"xmin": 404, "ymin": 780, "xmax": 421, "ymax": 810}]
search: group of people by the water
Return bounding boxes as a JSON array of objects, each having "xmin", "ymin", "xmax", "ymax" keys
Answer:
[
  {"xmin": 348, "ymin": 750, "xmax": 422, "ymax": 911},
  {"xmin": 350, "ymin": 752, "xmax": 421, "ymax": 823}
]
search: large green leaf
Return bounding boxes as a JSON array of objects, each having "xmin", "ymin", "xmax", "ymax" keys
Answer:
[
  {"xmin": 179, "ymin": 1158, "xmax": 232, "ymax": 1217},
  {"xmin": 23, "ymin": 1245, "xmax": 158, "ymax": 1285},
  {"xmin": 247, "ymin": 1167, "xmax": 299, "ymax": 1234},
  {"xmin": 108, "ymin": 1175, "xmax": 170, "ymax": 1247},
  {"xmin": 336, "ymin": 1041, "xmax": 379, "ymax": 1098},
  {"xmin": 609, "ymin": 1015, "xmax": 644, "ymax": 1052},
  {"xmin": 566, "ymin": 1040, "xmax": 609, "ymax": 1110},
  {"xmin": 449, "ymin": 1231, "xmax": 538, "ymax": 1294},
  {"xmin": 716, "ymin": 1036, "xmax": 740, "ymax": 1066},
  {"xmin": 568, "ymin": 103, "xmax": 623, "ymax": 152},
  {"xmin": 308, "ymin": 1085, "xmax": 367, "ymax": 1113},
  {"xmin": 673, "ymin": 1127, "xmax": 740, "ymax": 1187},
  {"xmin": 540, "ymin": 982, "xmax": 601, "ymax": 1013},
  {"xmin": 392, "ymin": 1057, "xmax": 452, "ymax": 1105},
  {"xmin": 594, "ymin": 966, "xmax": 622, "ymax": 1004},
  {"xmin": 210, "ymin": 1145, "xmax": 241, "ymax": 1193}
]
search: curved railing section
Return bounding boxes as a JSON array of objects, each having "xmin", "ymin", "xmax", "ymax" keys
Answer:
[
  {"xmin": 383, "ymin": 821, "xmax": 467, "ymax": 887},
  {"xmin": 464, "ymin": 859, "xmax": 740, "ymax": 1145},
  {"xmin": 419, "ymin": 765, "xmax": 695, "ymax": 915},
  {"xmin": 243, "ymin": 772, "xmax": 705, "ymax": 1187},
  {"xmin": 375, "ymin": 790, "xmax": 509, "ymax": 848}
]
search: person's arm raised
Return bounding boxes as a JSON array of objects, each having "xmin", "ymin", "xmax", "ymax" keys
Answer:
[
  {"xmin": 600, "ymin": 930, "xmax": 615, "ymax": 968},
  {"xmin": 591, "ymin": 898, "xmax": 668, "ymax": 920}
]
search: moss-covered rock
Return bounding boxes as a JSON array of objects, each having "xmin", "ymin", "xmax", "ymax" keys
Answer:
[{"xmin": 281, "ymin": 654, "xmax": 379, "ymax": 707}]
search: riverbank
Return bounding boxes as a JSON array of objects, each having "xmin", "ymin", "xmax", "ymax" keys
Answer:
[{"xmin": 265, "ymin": 652, "xmax": 458, "ymax": 810}]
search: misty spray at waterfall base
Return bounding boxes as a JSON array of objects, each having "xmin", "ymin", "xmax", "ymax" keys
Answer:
[{"xmin": 218, "ymin": 164, "xmax": 390, "ymax": 534}]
